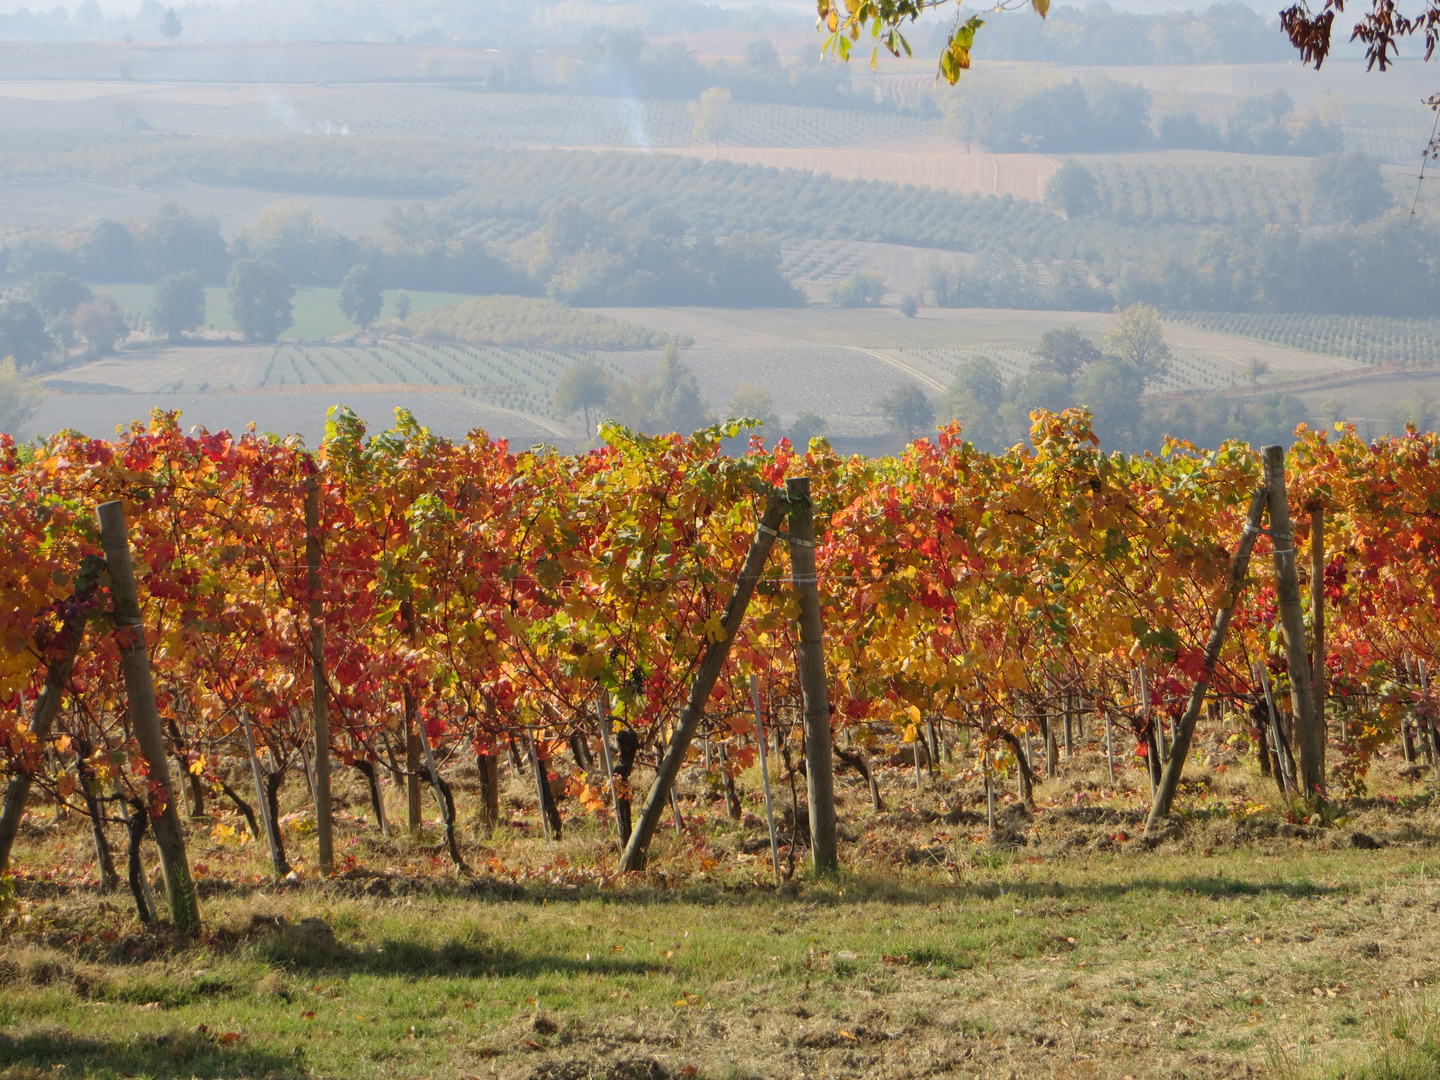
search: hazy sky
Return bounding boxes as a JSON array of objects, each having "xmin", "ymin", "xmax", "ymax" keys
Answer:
[{"xmin": 0, "ymin": 0, "xmax": 1290, "ymax": 20}]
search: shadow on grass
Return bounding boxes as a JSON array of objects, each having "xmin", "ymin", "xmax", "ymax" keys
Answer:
[
  {"xmin": 237, "ymin": 870, "xmax": 1352, "ymax": 915},
  {"xmin": 254, "ymin": 923, "xmax": 657, "ymax": 980},
  {"xmin": 0, "ymin": 1029, "xmax": 301, "ymax": 1079},
  {"xmin": 517, "ymin": 873, "xmax": 1349, "ymax": 909}
]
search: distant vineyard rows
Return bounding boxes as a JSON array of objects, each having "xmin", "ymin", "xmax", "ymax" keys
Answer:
[
  {"xmin": 901, "ymin": 346, "xmax": 1240, "ymax": 395},
  {"xmin": 1340, "ymin": 99, "xmax": 1440, "ymax": 166},
  {"xmin": 260, "ymin": 341, "xmax": 603, "ymax": 418},
  {"xmin": 1093, "ymin": 163, "xmax": 1306, "ymax": 226},
  {"xmin": 1170, "ymin": 313, "xmax": 1440, "ymax": 365}
]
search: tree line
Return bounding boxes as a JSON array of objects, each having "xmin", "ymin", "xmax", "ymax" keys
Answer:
[
  {"xmin": 935, "ymin": 306, "xmax": 1310, "ymax": 454},
  {"xmin": 931, "ymin": 2, "xmax": 1295, "ymax": 66},
  {"xmin": 941, "ymin": 78, "xmax": 1340, "ymax": 157},
  {"xmin": 1, "ymin": 140, "xmax": 1433, "ymax": 327}
]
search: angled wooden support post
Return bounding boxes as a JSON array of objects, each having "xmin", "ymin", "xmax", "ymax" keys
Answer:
[
  {"xmin": 1147, "ymin": 482, "xmax": 1269, "ymax": 832},
  {"xmin": 0, "ymin": 570, "xmax": 96, "ymax": 875},
  {"xmin": 619, "ymin": 489, "xmax": 788, "ymax": 873},
  {"xmin": 98, "ymin": 501, "xmax": 201, "ymax": 931},
  {"xmin": 1263, "ymin": 445, "xmax": 1325, "ymax": 801}
]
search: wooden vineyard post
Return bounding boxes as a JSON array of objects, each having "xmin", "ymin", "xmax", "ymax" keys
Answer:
[
  {"xmin": 1263, "ymin": 445, "xmax": 1324, "ymax": 800},
  {"xmin": 0, "ymin": 566, "xmax": 96, "ymax": 875},
  {"xmin": 527, "ymin": 730, "xmax": 562, "ymax": 841},
  {"xmin": 620, "ymin": 490, "xmax": 787, "ymax": 873},
  {"xmin": 750, "ymin": 675, "xmax": 782, "ymax": 886},
  {"xmin": 1147, "ymin": 483, "xmax": 1269, "ymax": 832},
  {"xmin": 304, "ymin": 476, "xmax": 335, "ymax": 875},
  {"xmin": 1310, "ymin": 504, "xmax": 1326, "ymax": 745},
  {"xmin": 787, "ymin": 477, "xmax": 839, "ymax": 874},
  {"xmin": 97, "ymin": 501, "xmax": 201, "ymax": 931},
  {"xmin": 476, "ymin": 748, "xmax": 499, "ymax": 837}
]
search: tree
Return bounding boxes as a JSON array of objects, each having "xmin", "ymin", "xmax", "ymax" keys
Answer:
[
  {"xmin": 1034, "ymin": 326, "xmax": 1102, "ymax": 386},
  {"xmin": 817, "ymin": 0, "xmax": 1437, "ymax": 83},
  {"xmin": 1045, "ymin": 162, "xmax": 1100, "ymax": 219},
  {"xmin": 0, "ymin": 300, "xmax": 52, "ymax": 369},
  {"xmin": 828, "ymin": 271, "xmax": 887, "ymax": 308},
  {"xmin": 383, "ymin": 203, "xmax": 456, "ymax": 249},
  {"xmin": 395, "ymin": 291, "xmax": 412, "ymax": 323},
  {"xmin": 72, "ymin": 296, "xmax": 126, "ymax": 357},
  {"xmin": 1104, "ymin": 303, "xmax": 1171, "ymax": 386},
  {"xmin": 0, "ymin": 356, "xmax": 42, "ymax": 434},
  {"xmin": 788, "ymin": 410, "xmax": 828, "ymax": 448},
  {"xmin": 159, "ymin": 6, "xmax": 182, "ymax": 40},
  {"xmin": 27, "ymin": 272, "xmax": 91, "ymax": 319},
  {"xmin": 238, "ymin": 201, "xmax": 356, "ymax": 284},
  {"xmin": 81, "ymin": 219, "xmax": 140, "ymax": 281},
  {"xmin": 150, "ymin": 271, "xmax": 207, "ymax": 342},
  {"xmin": 727, "ymin": 382, "xmax": 779, "ymax": 431},
  {"xmin": 139, "ymin": 200, "xmax": 228, "ymax": 281},
  {"xmin": 647, "ymin": 343, "xmax": 710, "ymax": 433},
  {"xmin": 554, "ymin": 358, "xmax": 611, "ymax": 438},
  {"xmin": 1000, "ymin": 368, "xmax": 1072, "ymax": 442},
  {"xmin": 227, "ymin": 259, "xmax": 294, "ymax": 343},
  {"xmin": 608, "ymin": 342, "xmax": 711, "ymax": 434},
  {"xmin": 938, "ymin": 355, "xmax": 1006, "ymax": 451},
  {"xmin": 1073, "ymin": 356, "xmax": 1148, "ymax": 448},
  {"xmin": 1310, "ymin": 153, "xmax": 1392, "ymax": 224},
  {"xmin": 898, "ymin": 294, "xmax": 919, "ymax": 317},
  {"xmin": 689, "ymin": 87, "xmax": 734, "ymax": 145},
  {"xmin": 339, "ymin": 264, "xmax": 383, "ymax": 331},
  {"xmin": 877, "ymin": 383, "xmax": 934, "ymax": 438},
  {"xmin": 1280, "ymin": 0, "xmax": 1439, "ymax": 70}
]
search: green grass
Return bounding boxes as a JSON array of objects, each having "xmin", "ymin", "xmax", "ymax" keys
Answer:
[
  {"xmin": 5, "ymin": 839, "xmax": 1440, "ymax": 1080},
  {"xmin": 91, "ymin": 284, "xmax": 473, "ymax": 342}
]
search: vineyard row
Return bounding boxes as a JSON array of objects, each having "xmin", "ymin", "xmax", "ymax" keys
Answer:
[{"xmin": 1, "ymin": 408, "xmax": 1438, "ymax": 922}]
